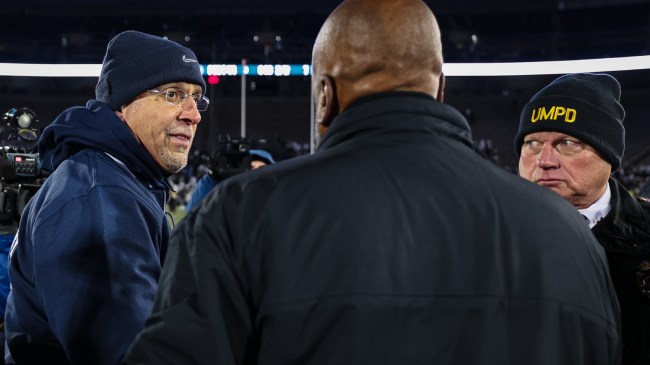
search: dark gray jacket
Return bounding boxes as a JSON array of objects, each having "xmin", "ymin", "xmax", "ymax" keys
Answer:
[{"xmin": 124, "ymin": 92, "xmax": 621, "ymax": 365}]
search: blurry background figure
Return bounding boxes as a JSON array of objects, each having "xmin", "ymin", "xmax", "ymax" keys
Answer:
[
  {"xmin": 0, "ymin": 107, "xmax": 46, "ymax": 360},
  {"xmin": 184, "ymin": 135, "xmax": 275, "ymax": 213},
  {"xmin": 640, "ymin": 180, "xmax": 650, "ymax": 199}
]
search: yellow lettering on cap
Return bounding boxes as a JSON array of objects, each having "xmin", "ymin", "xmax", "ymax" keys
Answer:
[
  {"xmin": 565, "ymin": 108, "xmax": 576, "ymax": 123},
  {"xmin": 542, "ymin": 107, "xmax": 554, "ymax": 120},
  {"xmin": 530, "ymin": 106, "xmax": 577, "ymax": 123},
  {"xmin": 531, "ymin": 106, "xmax": 554, "ymax": 123}
]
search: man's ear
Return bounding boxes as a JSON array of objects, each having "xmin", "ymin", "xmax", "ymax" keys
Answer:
[
  {"xmin": 114, "ymin": 110, "xmax": 126, "ymax": 122},
  {"xmin": 315, "ymin": 75, "xmax": 338, "ymax": 128},
  {"xmin": 436, "ymin": 73, "xmax": 445, "ymax": 103}
]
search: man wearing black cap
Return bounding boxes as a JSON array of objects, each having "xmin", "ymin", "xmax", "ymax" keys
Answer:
[
  {"xmin": 4, "ymin": 30, "xmax": 207, "ymax": 365},
  {"xmin": 516, "ymin": 72, "xmax": 650, "ymax": 364}
]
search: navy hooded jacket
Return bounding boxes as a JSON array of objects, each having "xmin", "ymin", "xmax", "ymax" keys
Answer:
[{"xmin": 4, "ymin": 100, "xmax": 171, "ymax": 365}]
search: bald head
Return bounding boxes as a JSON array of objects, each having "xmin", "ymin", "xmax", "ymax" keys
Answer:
[{"xmin": 312, "ymin": 0, "xmax": 443, "ymax": 125}]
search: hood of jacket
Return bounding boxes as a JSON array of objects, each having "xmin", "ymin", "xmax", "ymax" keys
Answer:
[{"xmin": 38, "ymin": 99, "xmax": 170, "ymax": 190}]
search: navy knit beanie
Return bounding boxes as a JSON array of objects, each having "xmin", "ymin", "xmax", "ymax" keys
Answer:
[
  {"xmin": 95, "ymin": 30, "xmax": 206, "ymax": 110},
  {"xmin": 514, "ymin": 73, "xmax": 625, "ymax": 171}
]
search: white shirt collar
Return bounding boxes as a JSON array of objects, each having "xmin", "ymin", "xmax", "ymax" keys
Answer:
[{"xmin": 578, "ymin": 183, "xmax": 611, "ymax": 229}]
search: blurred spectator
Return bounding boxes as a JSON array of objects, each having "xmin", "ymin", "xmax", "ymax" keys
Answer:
[
  {"xmin": 640, "ymin": 178, "xmax": 650, "ymax": 199},
  {"xmin": 185, "ymin": 148, "xmax": 275, "ymax": 213}
]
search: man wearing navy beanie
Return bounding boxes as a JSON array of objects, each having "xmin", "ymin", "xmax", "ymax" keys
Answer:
[
  {"xmin": 516, "ymin": 73, "xmax": 650, "ymax": 364},
  {"xmin": 4, "ymin": 30, "xmax": 207, "ymax": 365}
]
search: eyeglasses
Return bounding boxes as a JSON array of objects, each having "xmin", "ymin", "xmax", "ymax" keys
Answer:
[{"xmin": 147, "ymin": 88, "xmax": 210, "ymax": 111}]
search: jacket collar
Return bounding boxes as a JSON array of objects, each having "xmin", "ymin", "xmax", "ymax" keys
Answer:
[
  {"xmin": 593, "ymin": 178, "xmax": 650, "ymax": 240},
  {"xmin": 317, "ymin": 91, "xmax": 473, "ymax": 151}
]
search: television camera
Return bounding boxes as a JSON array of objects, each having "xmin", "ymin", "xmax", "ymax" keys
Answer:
[
  {"xmin": 205, "ymin": 135, "xmax": 253, "ymax": 180},
  {"xmin": 0, "ymin": 107, "xmax": 46, "ymax": 224}
]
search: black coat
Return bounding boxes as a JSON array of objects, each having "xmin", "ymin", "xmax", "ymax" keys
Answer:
[
  {"xmin": 124, "ymin": 92, "xmax": 620, "ymax": 365},
  {"xmin": 593, "ymin": 178, "xmax": 650, "ymax": 365}
]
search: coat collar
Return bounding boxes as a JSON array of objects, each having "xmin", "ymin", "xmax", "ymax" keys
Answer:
[
  {"xmin": 317, "ymin": 91, "xmax": 473, "ymax": 152},
  {"xmin": 593, "ymin": 178, "xmax": 650, "ymax": 241}
]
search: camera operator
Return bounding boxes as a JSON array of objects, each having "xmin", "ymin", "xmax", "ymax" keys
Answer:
[
  {"xmin": 0, "ymin": 105, "xmax": 45, "ymax": 357},
  {"xmin": 185, "ymin": 141, "xmax": 275, "ymax": 212},
  {"xmin": 0, "ymin": 157, "xmax": 17, "ymax": 350}
]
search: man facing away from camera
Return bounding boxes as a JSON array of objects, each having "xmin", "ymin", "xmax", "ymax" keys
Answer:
[
  {"xmin": 124, "ymin": 1, "xmax": 620, "ymax": 364},
  {"xmin": 516, "ymin": 72, "xmax": 650, "ymax": 365},
  {"xmin": 4, "ymin": 30, "xmax": 207, "ymax": 365}
]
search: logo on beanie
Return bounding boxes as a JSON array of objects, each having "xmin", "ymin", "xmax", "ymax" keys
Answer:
[
  {"xmin": 182, "ymin": 55, "xmax": 198, "ymax": 63},
  {"xmin": 531, "ymin": 106, "xmax": 576, "ymax": 123}
]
